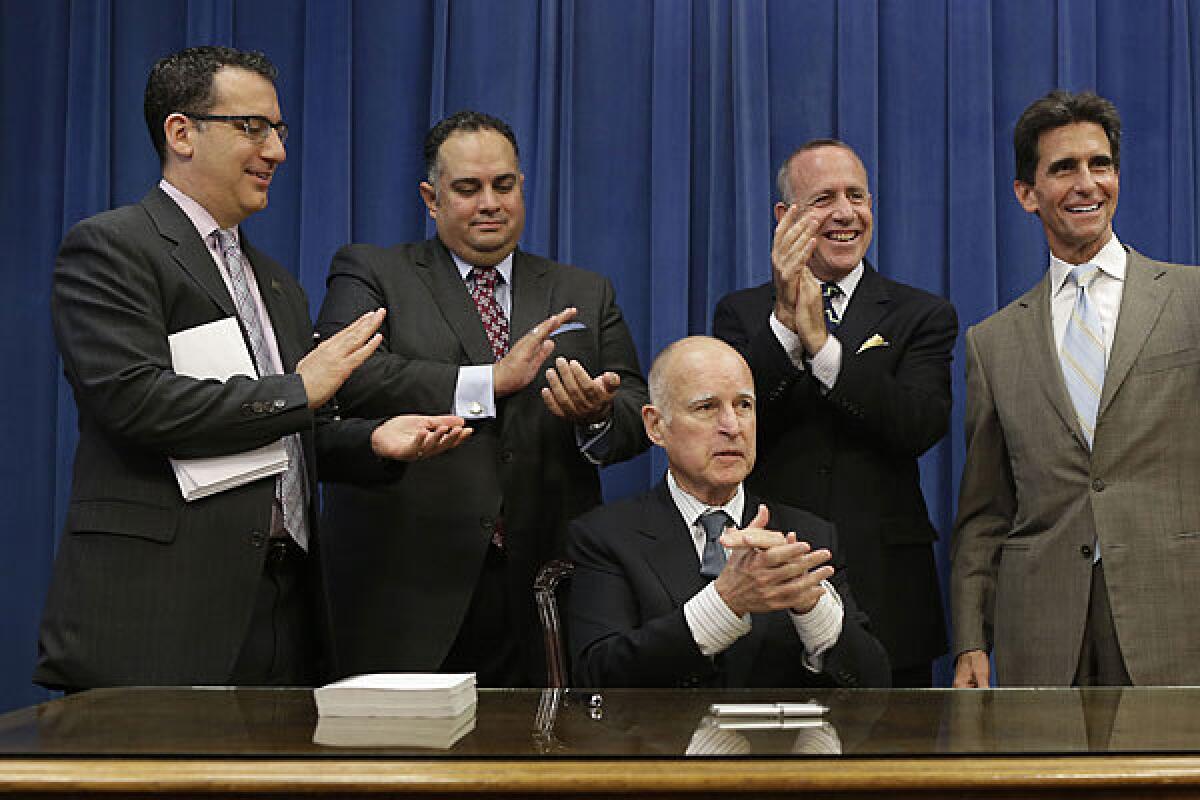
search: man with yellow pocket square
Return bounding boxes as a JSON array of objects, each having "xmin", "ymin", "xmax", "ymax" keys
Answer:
[{"xmin": 713, "ymin": 139, "xmax": 958, "ymax": 687}]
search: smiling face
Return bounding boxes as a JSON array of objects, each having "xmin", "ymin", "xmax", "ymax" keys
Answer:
[
  {"xmin": 419, "ymin": 129, "xmax": 526, "ymax": 267},
  {"xmin": 643, "ymin": 339, "xmax": 756, "ymax": 507},
  {"xmin": 777, "ymin": 144, "xmax": 873, "ymax": 282},
  {"xmin": 162, "ymin": 67, "xmax": 285, "ymax": 229},
  {"xmin": 1015, "ymin": 121, "xmax": 1119, "ymax": 265}
]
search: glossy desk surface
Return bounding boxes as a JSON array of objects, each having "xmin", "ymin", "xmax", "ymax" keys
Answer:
[{"xmin": 3, "ymin": 687, "xmax": 1200, "ymax": 797}]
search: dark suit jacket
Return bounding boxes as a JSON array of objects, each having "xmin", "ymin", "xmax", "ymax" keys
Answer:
[
  {"xmin": 37, "ymin": 187, "xmax": 386, "ymax": 690},
  {"xmin": 314, "ymin": 237, "xmax": 649, "ymax": 681},
  {"xmin": 713, "ymin": 264, "xmax": 957, "ymax": 671},
  {"xmin": 567, "ymin": 480, "xmax": 890, "ymax": 688},
  {"xmin": 952, "ymin": 248, "xmax": 1200, "ymax": 685}
]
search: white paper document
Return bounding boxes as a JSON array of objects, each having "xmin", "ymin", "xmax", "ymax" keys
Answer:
[
  {"xmin": 167, "ymin": 317, "xmax": 288, "ymax": 501},
  {"xmin": 314, "ymin": 672, "xmax": 477, "ymax": 718}
]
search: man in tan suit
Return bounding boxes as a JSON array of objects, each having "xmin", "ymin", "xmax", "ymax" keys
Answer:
[{"xmin": 951, "ymin": 90, "xmax": 1200, "ymax": 687}]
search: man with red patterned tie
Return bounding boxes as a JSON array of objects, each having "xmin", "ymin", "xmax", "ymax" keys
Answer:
[{"xmin": 316, "ymin": 111, "xmax": 649, "ymax": 687}]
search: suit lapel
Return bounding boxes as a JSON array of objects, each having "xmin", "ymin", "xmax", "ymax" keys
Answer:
[
  {"xmin": 509, "ymin": 249, "xmax": 552, "ymax": 340},
  {"xmin": 1014, "ymin": 273, "xmax": 1088, "ymax": 447},
  {"xmin": 142, "ymin": 188, "xmax": 235, "ymax": 318},
  {"xmin": 837, "ymin": 263, "xmax": 888, "ymax": 354},
  {"xmin": 640, "ymin": 481, "xmax": 710, "ymax": 608},
  {"xmin": 411, "ymin": 238, "xmax": 495, "ymax": 364},
  {"xmin": 1098, "ymin": 249, "xmax": 1169, "ymax": 418}
]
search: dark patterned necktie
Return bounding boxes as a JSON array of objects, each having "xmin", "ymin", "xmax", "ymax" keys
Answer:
[
  {"xmin": 468, "ymin": 266, "xmax": 509, "ymax": 361},
  {"xmin": 821, "ymin": 281, "xmax": 844, "ymax": 333},
  {"xmin": 698, "ymin": 510, "xmax": 732, "ymax": 580},
  {"xmin": 215, "ymin": 229, "xmax": 308, "ymax": 550}
]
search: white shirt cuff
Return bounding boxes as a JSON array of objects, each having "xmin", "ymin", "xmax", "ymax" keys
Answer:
[
  {"xmin": 684, "ymin": 582, "xmax": 752, "ymax": 656},
  {"xmin": 807, "ymin": 336, "xmax": 842, "ymax": 391},
  {"xmin": 454, "ymin": 365, "xmax": 496, "ymax": 419},
  {"xmin": 788, "ymin": 579, "xmax": 844, "ymax": 671},
  {"xmin": 769, "ymin": 312, "xmax": 808, "ymax": 371}
]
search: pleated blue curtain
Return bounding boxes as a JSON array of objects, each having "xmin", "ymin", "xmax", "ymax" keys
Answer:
[{"xmin": 3, "ymin": 0, "xmax": 1200, "ymax": 710}]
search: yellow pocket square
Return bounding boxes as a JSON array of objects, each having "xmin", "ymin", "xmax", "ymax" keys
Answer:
[{"xmin": 856, "ymin": 334, "xmax": 890, "ymax": 354}]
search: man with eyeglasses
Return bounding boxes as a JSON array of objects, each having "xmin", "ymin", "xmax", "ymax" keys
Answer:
[{"xmin": 36, "ymin": 46, "xmax": 470, "ymax": 692}]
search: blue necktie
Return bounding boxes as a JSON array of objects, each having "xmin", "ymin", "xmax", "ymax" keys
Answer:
[
  {"xmin": 1060, "ymin": 264, "xmax": 1105, "ymax": 449},
  {"xmin": 821, "ymin": 281, "xmax": 844, "ymax": 333},
  {"xmin": 698, "ymin": 510, "xmax": 732, "ymax": 580}
]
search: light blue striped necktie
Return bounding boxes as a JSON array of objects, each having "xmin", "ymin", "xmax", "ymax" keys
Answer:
[
  {"xmin": 215, "ymin": 229, "xmax": 309, "ymax": 551},
  {"xmin": 1059, "ymin": 264, "xmax": 1106, "ymax": 450}
]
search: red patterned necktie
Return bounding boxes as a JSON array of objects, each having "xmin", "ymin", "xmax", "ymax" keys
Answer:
[{"xmin": 468, "ymin": 266, "xmax": 510, "ymax": 360}]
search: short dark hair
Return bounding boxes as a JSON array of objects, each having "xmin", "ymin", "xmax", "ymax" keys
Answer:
[
  {"xmin": 144, "ymin": 46, "xmax": 277, "ymax": 165},
  {"xmin": 423, "ymin": 110, "xmax": 520, "ymax": 186},
  {"xmin": 1013, "ymin": 90, "xmax": 1121, "ymax": 185},
  {"xmin": 775, "ymin": 138, "xmax": 860, "ymax": 204}
]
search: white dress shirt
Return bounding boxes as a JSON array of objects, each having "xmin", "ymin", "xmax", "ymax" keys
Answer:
[
  {"xmin": 671, "ymin": 472, "xmax": 843, "ymax": 670},
  {"xmin": 1049, "ymin": 233, "xmax": 1126, "ymax": 360}
]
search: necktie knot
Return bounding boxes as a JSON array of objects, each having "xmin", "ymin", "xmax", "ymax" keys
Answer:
[
  {"xmin": 698, "ymin": 510, "xmax": 732, "ymax": 580},
  {"xmin": 1068, "ymin": 264, "xmax": 1100, "ymax": 291},
  {"xmin": 470, "ymin": 266, "xmax": 501, "ymax": 291},
  {"xmin": 820, "ymin": 281, "xmax": 844, "ymax": 332}
]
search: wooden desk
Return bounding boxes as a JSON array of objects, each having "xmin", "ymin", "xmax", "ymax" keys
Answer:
[{"xmin": 3, "ymin": 687, "xmax": 1200, "ymax": 797}]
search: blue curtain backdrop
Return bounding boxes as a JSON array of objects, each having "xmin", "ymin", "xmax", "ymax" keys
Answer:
[{"xmin": 2, "ymin": 0, "xmax": 1199, "ymax": 711}]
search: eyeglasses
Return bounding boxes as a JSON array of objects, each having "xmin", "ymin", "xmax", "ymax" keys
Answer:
[{"xmin": 183, "ymin": 113, "xmax": 289, "ymax": 145}]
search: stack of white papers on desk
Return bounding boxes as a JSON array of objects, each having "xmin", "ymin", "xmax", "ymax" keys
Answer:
[
  {"xmin": 313, "ymin": 673, "xmax": 477, "ymax": 718},
  {"xmin": 313, "ymin": 707, "xmax": 477, "ymax": 748},
  {"xmin": 167, "ymin": 317, "xmax": 288, "ymax": 501}
]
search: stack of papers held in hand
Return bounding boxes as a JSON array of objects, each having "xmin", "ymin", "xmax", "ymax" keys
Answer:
[
  {"xmin": 313, "ymin": 672, "xmax": 477, "ymax": 718},
  {"xmin": 167, "ymin": 317, "xmax": 288, "ymax": 501}
]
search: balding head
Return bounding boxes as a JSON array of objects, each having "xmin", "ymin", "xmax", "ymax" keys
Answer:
[{"xmin": 642, "ymin": 337, "xmax": 756, "ymax": 506}]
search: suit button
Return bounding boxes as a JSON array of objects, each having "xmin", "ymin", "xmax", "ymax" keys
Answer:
[
  {"xmin": 1091, "ymin": 478, "xmax": 1105, "ymax": 492},
  {"xmin": 250, "ymin": 531, "xmax": 267, "ymax": 548},
  {"xmin": 1081, "ymin": 544, "xmax": 1092, "ymax": 558},
  {"xmin": 816, "ymin": 465, "xmax": 831, "ymax": 475},
  {"xmin": 480, "ymin": 516, "xmax": 495, "ymax": 532},
  {"xmin": 500, "ymin": 450, "xmax": 514, "ymax": 464}
]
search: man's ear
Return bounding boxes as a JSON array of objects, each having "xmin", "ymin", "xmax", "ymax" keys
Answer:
[
  {"xmin": 1014, "ymin": 179, "xmax": 1039, "ymax": 214},
  {"xmin": 419, "ymin": 181, "xmax": 438, "ymax": 219},
  {"xmin": 773, "ymin": 201, "xmax": 789, "ymax": 223},
  {"xmin": 642, "ymin": 404, "xmax": 666, "ymax": 447},
  {"xmin": 163, "ymin": 113, "xmax": 194, "ymax": 159}
]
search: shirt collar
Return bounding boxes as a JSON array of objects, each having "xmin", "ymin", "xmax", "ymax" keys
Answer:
[
  {"xmin": 1050, "ymin": 234, "xmax": 1126, "ymax": 297},
  {"xmin": 159, "ymin": 178, "xmax": 232, "ymax": 245},
  {"xmin": 666, "ymin": 471, "xmax": 746, "ymax": 529},
  {"xmin": 450, "ymin": 249, "xmax": 514, "ymax": 286}
]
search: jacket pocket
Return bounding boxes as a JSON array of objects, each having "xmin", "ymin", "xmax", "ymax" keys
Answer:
[{"xmin": 66, "ymin": 499, "xmax": 177, "ymax": 544}]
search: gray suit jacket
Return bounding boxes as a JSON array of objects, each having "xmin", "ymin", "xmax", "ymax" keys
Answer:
[
  {"xmin": 951, "ymin": 247, "xmax": 1200, "ymax": 685},
  {"xmin": 37, "ymin": 188, "xmax": 386, "ymax": 690},
  {"xmin": 314, "ymin": 238, "xmax": 649, "ymax": 681}
]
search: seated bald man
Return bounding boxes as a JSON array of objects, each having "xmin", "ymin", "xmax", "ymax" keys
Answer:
[{"xmin": 567, "ymin": 336, "xmax": 890, "ymax": 688}]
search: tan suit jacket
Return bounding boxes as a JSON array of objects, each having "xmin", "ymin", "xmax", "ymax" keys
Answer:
[{"xmin": 951, "ymin": 247, "xmax": 1200, "ymax": 686}]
